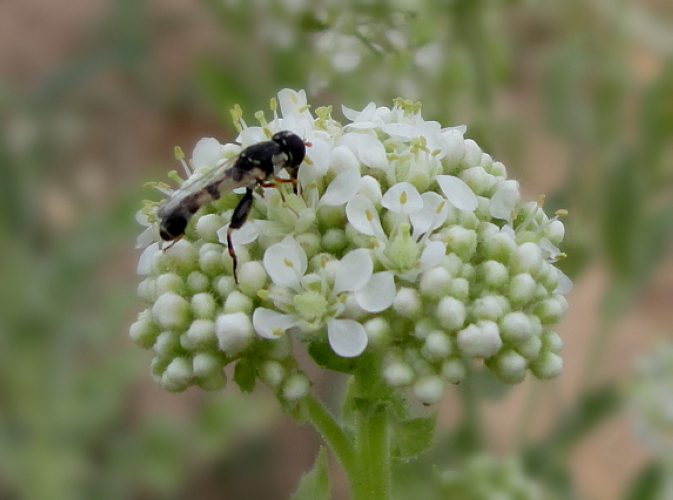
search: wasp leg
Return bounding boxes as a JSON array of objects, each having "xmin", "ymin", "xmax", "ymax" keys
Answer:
[
  {"xmin": 160, "ymin": 235, "xmax": 183, "ymax": 251},
  {"xmin": 290, "ymin": 167, "xmax": 301, "ymax": 195},
  {"xmin": 227, "ymin": 187, "xmax": 254, "ymax": 283},
  {"xmin": 260, "ymin": 177, "xmax": 297, "ymax": 203}
]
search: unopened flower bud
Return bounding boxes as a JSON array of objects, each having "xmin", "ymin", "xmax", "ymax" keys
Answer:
[
  {"xmin": 512, "ymin": 242, "xmax": 543, "ymax": 277},
  {"xmin": 237, "ymin": 260, "xmax": 268, "ymax": 295},
  {"xmin": 509, "ymin": 273, "xmax": 537, "ymax": 307},
  {"xmin": 394, "ymin": 288, "xmax": 422, "ymax": 318},
  {"xmin": 161, "ymin": 357, "xmax": 193, "ymax": 392},
  {"xmin": 442, "ymin": 358, "xmax": 466, "ymax": 384},
  {"xmin": 156, "ymin": 273, "xmax": 186, "ymax": 296},
  {"xmin": 283, "ymin": 373, "xmax": 310, "ymax": 401},
  {"xmin": 192, "ymin": 351, "xmax": 222, "ymax": 378},
  {"xmin": 192, "ymin": 292, "xmax": 216, "ymax": 319},
  {"xmin": 383, "ymin": 360, "xmax": 415, "ymax": 387},
  {"xmin": 414, "ymin": 375, "xmax": 445, "ymax": 405},
  {"xmin": 420, "ymin": 266, "xmax": 453, "ymax": 299},
  {"xmin": 181, "ymin": 319, "xmax": 216, "ymax": 350},
  {"xmin": 530, "ymin": 352, "xmax": 563, "ymax": 379},
  {"xmin": 490, "ymin": 349, "xmax": 527, "ymax": 384},
  {"xmin": 153, "ymin": 292, "xmax": 191, "ymax": 330},
  {"xmin": 422, "ymin": 330, "xmax": 453, "ymax": 360},
  {"xmin": 196, "ymin": 213, "xmax": 225, "ymax": 242},
  {"xmin": 500, "ymin": 312, "xmax": 534, "ymax": 344},
  {"xmin": 129, "ymin": 310, "xmax": 160, "ymax": 348},
  {"xmin": 436, "ymin": 296, "xmax": 466, "ymax": 331},
  {"xmin": 224, "ymin": 291, "xmax": 253, "ymax": 315},
  {"xmin": 457, "ymin": 321, "xmax": 502, "ymax": 358},
  {"xmin": 187, "ymin": 271, "xmax": 209, "ymax": 293},
  {"xmin": 260, "ymin": 360, "xmax": 286, "ymax": 387},
  {"xmin": 216, "ymin": 312, "xmax": 254, "ymax": 355}
]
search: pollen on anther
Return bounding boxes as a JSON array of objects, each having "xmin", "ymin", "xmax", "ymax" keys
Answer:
[
  {"xmin": 284, "ymin": 258, "xmax": 295, "ymax": 268},
  {"xmin": 366, "ymin": 210, "xmax": 374, "ymax": 221},
  {"xmin": 399, "ymin": 192, "xmax": 408, "ymax": 204},
  {"xmin": 436, "ymin": 201, "xmax": 446, "ymax": 213},
  {"xmin": 272, "ymin": 326, "xmax": 284, "ymax": 337}
]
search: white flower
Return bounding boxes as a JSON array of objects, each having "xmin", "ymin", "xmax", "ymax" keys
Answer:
[
  {"xmin": 252, "ymin": 236, "xmax": 394, "ymax": 357},
  {"xmin": 346, "ymin": 183, "xmax": 447, "ymax": 281}
]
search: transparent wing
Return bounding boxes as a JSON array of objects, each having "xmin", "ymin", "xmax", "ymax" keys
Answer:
[{"xmin": 158, "ymin": 155, "xmax": 240, "ymax": 216}]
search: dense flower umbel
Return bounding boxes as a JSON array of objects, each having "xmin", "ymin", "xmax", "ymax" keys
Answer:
[{"xmin": 131, "ymin": 89, "xmax": 571, "ymax": 397}]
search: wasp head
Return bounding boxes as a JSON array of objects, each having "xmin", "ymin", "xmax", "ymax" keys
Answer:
[
  {"xmin": 272, "ymin": 131, "xmax": 306, "ymax": 169},
  {"xmin": 159, "ymin": 212, "xmax": 188, "ymax": 241}
]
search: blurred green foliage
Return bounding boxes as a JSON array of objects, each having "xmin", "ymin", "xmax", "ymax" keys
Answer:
[{"xmin": 1, "ymin": 0, "xmax": 672, "ymax": 497}]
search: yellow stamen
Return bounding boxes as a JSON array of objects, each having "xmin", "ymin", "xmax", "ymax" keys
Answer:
[
  {"xmin": 283, "ymin": 258, "xmax": 295, "ymax": 268},
  {"xmin": 538, "ymin": 194, "xmax": 546, "ymax": 207},
  {"xmin": 174, "ymin": 146, "xmax": 185, "ymax": 161},
  {"xmin": 555, "ymin": 209, "xmax": 568, "ymax": 217},
  {"xmin": 270, "ymin": 97, "xmax": 278, "ymax": 112},
  {"xmin": 255, "ymin": 110, "xmax": 268, "ymax": 126},
  {"xmin": 399, "ymin": 191, "xmax": 408, "ymax": 204}
]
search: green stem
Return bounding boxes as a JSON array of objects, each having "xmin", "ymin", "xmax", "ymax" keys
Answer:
[
  {"xmin": 352, "ymin": 407, "xmax": 391, "ymax": 500},
  {"xmin": 304, "ymin": 393, "xmax": 357, "ymax": 479}
]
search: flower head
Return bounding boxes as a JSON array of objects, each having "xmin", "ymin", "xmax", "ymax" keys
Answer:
[{"xmin": 131, "ymin": 89, "xmax": 571, "ymax": 400}]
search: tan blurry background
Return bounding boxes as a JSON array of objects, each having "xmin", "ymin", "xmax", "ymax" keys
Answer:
[{"xmin": 1, "ymin": 1, "xmax": 672, "ymax": 498}]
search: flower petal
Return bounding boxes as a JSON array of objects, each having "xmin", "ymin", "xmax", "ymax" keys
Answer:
[
  {"xmin": 346, "ymin": 194, "xmax": 385, "ymax": 238},
  {"xmin": 320, "ymin": 167, "xmax": 361, "ymax": 206},
  {"xmin": 419, "ymin": 240, "xmax": 446, "ymax": 271},
  {"xmin": 328, "ymin": 145, "xmax": 360, "ymax": 174},
  {"xmin": 263, "ymin": 236, "xmax": 307, "ymax": 288},
  {"xmin": 327, "ymin": 318, "xmax": 368, "ymax": 357},
  {"xmin": 278, "ymin": 88, "xmax": 309, "ymax": 119},
  {"xmin": 490, "ymin": 184, "xmax": 520, "ymax": 221},
  {"xmin": 334, "ymin": 248, "xmax": 373, "ymax": 294},
  {"xmin": 137, "ymin": 242, "xmax": 159, "ymax": 275},
  {"xmin": 338, "ymin": 133, "xmax": 387, "ymax": 169},
  {"xmin": 409, "ymin": 192, "xmax": 448, "ymax": 235},
  {"xmin": 192, "ymin": 138, "xmax": 224, "ymax": 170},
  {"xmin": 135, "ymin": 226, "xmax": 156, "ymax": 249},
  {"xmin": 253, "ymin": 308, "xmax": 298, "ymax": 339},
  {"xmin": 217, "ymin": 221, "xmax": 260, "ymax": 247},
  {"xmin": 381, "ymin": 182, "xmax": 423, "ymax": 215},
  {"xmin": 554, "ymin": 269, "xmax": 573, "ymax": 295},
  {"xmin": 355, "ymin": 271, "xmax": 395, "ymax": 312},
  {"xmin": 436, "ymin": 175, "xmax": 478, "ymax": 212}
]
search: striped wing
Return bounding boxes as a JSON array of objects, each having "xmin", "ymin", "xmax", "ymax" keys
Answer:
[{"xmin": 157, "ymin": 156, "xmax": 246, "ymax": 217}]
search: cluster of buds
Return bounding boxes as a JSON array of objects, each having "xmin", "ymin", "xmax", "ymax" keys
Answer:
[{"xmin": 130, "ymin": 89, "xmax": 571, "ymax": 403}]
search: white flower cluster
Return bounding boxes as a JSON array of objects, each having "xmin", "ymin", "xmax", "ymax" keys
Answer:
[{"xmin": 130, "ymin": 89, "xmax": 571, "ymax": 399}]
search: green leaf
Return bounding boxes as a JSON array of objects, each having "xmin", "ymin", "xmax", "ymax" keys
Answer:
[
  {"xmin": 624, "ymin": 460, "xmax": 665, "ymax": 500},
  {"xmin": 390, "ymin": 413, "xmax": 437, "ymax": 460},
  {"xmin": 308, "ymin": 339, "xmax": 359, "ymax": 374},
  {"xmin": 291, "ymin": 447, "xmax": 331, "ymax": 500},
  {"xmin": 233, "ymin": 358, "xmax": 256, "ymax": 393}
]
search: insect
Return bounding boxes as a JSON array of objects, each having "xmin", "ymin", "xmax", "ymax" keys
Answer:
[{"xmin": 157, "ymin": 130, "xmax": 307, "ymax": 282}]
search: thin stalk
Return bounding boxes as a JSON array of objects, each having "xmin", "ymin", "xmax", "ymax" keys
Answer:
[{"xmin": 304, "ymin": 393, "xmax": 357, "ymax": 479}]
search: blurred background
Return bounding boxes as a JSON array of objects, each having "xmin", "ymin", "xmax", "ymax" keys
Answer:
[{"xmin": 1, "ymin": 0, "xmax": 672, "ymax": 498}]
